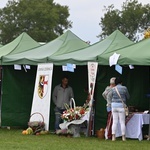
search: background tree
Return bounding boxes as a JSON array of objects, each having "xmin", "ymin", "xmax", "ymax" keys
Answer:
[
  {"xmin": 99, "ymin": 0, "xmax": 150, "ymax": 41},
  {"xmin": 0, "ymin": 0, "xmax": 72, "ymax": 44}
]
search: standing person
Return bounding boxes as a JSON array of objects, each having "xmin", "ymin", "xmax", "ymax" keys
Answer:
[
  {"xmin": 102, "ymin": 77, "xmax": 116, "ymax": 139},
  {"xmin": 52, "ymin": 75, "xmax": 74, "ymax": 131},
  {"xmin": 108, "ymin": 77, "xmax": 130, "ymax": 141}
]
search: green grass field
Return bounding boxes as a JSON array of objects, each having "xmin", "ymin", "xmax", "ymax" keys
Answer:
[{"xmin": 0, "ymin": 128, "xmax": 149, "ymax": 150}]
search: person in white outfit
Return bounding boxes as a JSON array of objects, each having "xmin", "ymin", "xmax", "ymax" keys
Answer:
[{"xmin": 107, "ymin": 77, "xmax": 130, "ymax": 141}]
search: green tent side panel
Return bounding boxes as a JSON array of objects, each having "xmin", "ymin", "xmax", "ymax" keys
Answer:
[
  {"xmin": 1, "ymin": 65, "xmax": 88, "ymax": 130},
  {"xmin": 94, "ymin": 66, "xmax": 149, "ymax": 130},
  {"xmin": 1, "ymin": 66, "xmax": 37, "ymax": 127}
]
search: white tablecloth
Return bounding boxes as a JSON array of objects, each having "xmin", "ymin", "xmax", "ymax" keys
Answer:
[{"xmin": 116, "ymin": 113, "xmax": 149, "ymax": 141}]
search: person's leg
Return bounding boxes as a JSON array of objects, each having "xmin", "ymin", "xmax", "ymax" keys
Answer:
[
  {"xmin": 54, "ymin": 108, "xmax": 66, "ymax": 131},
  {"xmin": 118, "ymin": 108, "xmax": 126, "ymax": 141},
  {"xmin": 55, "ymin": 112, "xmax": 61, "ymax": 131},
  {"xmin": 107, "ymin": 111, "xmax": 112, "ymax": 139},
  {"xmin": 112, "ymin": 108, "xmax": 119, "ymax": 141}
]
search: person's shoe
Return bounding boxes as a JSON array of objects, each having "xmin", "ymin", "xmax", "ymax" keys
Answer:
[
  {"xmin": 112, "ymin": 134, "xmax": 116, "ymax": 141},
  {"xmin": 122, "ymin": 135, "xmax": 126, "ymax": 141}
]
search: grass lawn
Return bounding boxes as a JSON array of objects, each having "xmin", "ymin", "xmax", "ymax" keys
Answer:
[{"xmin": 0, "ymin": 128, "xmax": 149, "ymax": 150}]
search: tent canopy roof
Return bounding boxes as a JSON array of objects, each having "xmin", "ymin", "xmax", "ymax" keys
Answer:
[
  {"xmin": 2, "ymin": 30, "xmax": 89, "ymax": 65},
  {"xmin": 98, "ymin": 38, "xmax": 150, "ymax": 66},
  {"xmin": 48, "ymin": 30, "xmax": 133, "ymax": 65},
  {"xmin": 0, "ymin": 32, "xmax": 40, "ymax": 60}
]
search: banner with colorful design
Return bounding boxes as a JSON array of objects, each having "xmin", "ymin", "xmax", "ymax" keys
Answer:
[{"xmin": 30, "ymin": 63, "xmax": 53, "ymax": 130}]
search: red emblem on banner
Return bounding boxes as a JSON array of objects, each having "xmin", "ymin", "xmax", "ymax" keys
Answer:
[{"xmin": 38, "ymin": 75, "xmax": 49, "ymax": 99}]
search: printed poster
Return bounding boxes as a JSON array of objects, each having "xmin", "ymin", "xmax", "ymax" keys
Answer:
[{"xmin": 30, "ymin": 63, "xmax": 53, "ymax": 130}]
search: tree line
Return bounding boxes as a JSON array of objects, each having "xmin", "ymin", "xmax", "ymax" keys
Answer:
[{"xmin": 0, "ymin": 0, "xmax": 149, "ymax": 44}]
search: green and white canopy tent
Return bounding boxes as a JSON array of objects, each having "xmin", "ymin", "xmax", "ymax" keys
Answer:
[
  {"xmin": 97, "ymin": 38, "xmax": 150, "ymax": 102},
  {"xmin": 98, "ymin": 38, "xmax": 150, "ymax": 66},
  {"xmin": 2, "ymin": 30, "xmax": 89, "ymax": 65},
  {"xmin": 47, "ymin": 31, "xmax": 149, "ymax": 130},
  {"xmin": 2, "ymin": 30, "xmax": 132, "ymax": 65},
  {"xmin": 0, "ymin": 32, "xmax": 41, "ymax": 64},
  {"xmin": 0, "ymin": 32, "xmax": 41, "ymax": 126},
  {"xmin": 0, "ymin": 30, "xmax": 89, "ymax": 128},
  {"xmin": 47, "ymin": 30, "xmax": 133, "ymax": 65},
  {"xmin": 1, "ymin": 29, "xmax": 149, "ymax": 132},
  {"xmin": 95, "ymin": 38, "xmax": 150, "ymax": 129}
]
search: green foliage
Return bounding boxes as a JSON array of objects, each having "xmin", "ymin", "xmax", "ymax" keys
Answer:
[
  {"xmin": 0, "ymin": 0, "xmax": 72, "ymax": 44},
  {"xmin": 99, "ymin": 0, "xmax": 150, "ymax": 41}
]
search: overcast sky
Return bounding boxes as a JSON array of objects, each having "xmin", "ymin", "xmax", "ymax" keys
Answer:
[{"xmin": 0, "ymin": 0, "xmax": 149, "ymax": 44}]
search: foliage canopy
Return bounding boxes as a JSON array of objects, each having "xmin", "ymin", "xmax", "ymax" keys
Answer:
[
  {"xmin": 0, "ymin": 0, "xmax": 72, "ymax": 44},
  {"xmin": 99, "ymin": 0, "xmax": 150, "ymax": 41}
]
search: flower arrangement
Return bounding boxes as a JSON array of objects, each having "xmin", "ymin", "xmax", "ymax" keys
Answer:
[{"xmin": 61, "ymin": 105, "xmax": 89, "ymax": 122}]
